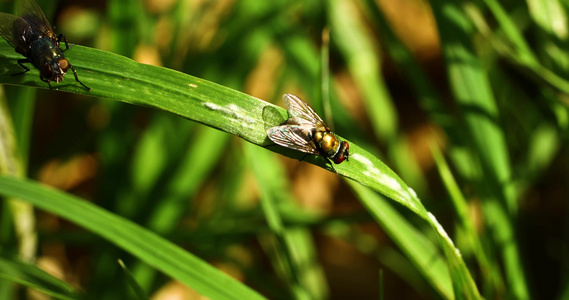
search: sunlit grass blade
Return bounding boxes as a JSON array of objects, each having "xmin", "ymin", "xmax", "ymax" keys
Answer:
[
  {"xmin": 0, "ymin": 176, "xmax": 266, "ymax": 300},
  {"xmin": 1, "ymin": 38, "xmax": 473, "ymax": 297},
  {"xmin": 428, "ymin": 213, "xmax": 481, "ymax": 300},
  {"xmin": 348, "ymin": 182, "xmax": 453, "ymax": 299},
  {"xmin": 526, "ymin": 0, "xmax": 568, "ymax": 41},
  {"xmin": 0, "ymin": 42, "xmax": 423, "ymax": 226},
  {"xmin": 430, "ymin": 141, "xmax": 505, "ymax": 296}
]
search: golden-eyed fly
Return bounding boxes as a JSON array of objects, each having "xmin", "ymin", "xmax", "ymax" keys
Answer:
[
  {"xmin": 267, "ymin": 94, "xmax": 350, "ymax": 165},
  {"xmin": 0, "ymin": 0, "xmax": 90, "ymax": 91}
]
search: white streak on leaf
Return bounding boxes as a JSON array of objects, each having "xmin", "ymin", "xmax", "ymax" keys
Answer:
[
  {"xmin": 428, "ymin": 212, "xmax": 459, "ymax": 256},
  {"xmin": 202, "ymin": 102, "xmax": 257, "ymax": 135}
]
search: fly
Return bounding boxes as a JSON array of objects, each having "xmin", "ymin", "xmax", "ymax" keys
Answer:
[
  {"xmin": 267, "ymin": 94, "xmax": 350, "ymax": 166},
  {"xmin": 0, "ymin": 0, "xmax": 91, "ymax": 91}
]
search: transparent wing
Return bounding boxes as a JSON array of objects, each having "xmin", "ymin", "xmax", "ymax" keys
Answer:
[
  {"xmin": 17, "ymin": 0, "xmax": 56, "ymax": 40},
  {"xmin": 267, "ymin": 125, "xmax": 320, "ymax": 155},
  {"xmin": 282, "ymin": 94, "xmax": 328, "ymax": 129},
  {"xmin": 0, "ymin": 13, "xmax": 27, "ymax": 50}
]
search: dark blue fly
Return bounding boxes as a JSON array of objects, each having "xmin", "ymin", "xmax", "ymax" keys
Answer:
[{"xmin": 0, "ymin": 0, "xmax": 90, "ymax": 90}]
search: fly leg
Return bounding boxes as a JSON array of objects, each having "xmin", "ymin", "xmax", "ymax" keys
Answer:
[
  {"xmin": 57, "ymin": 33, "xmax": 75, "ymax": 51},
  {"xmin": 16, "ymin": 59, "xmax": 53, "ymax": 90},
  {"xmin": 324, "ymin": 157, "xmax": 338, "ymax": 174},
  {"xmin": 57, "ymin": 34, "xmax": 90, "ymax": 91},
  {"xmin": 68, "ymin": 64, "xmax": 91, "ymax": 91},
  {"xmin": 40, "ymin": 77, "xmax": 53, "ymax": 90},
  {"xmin": 13, "ymin": 59, "xmax": 31, "ymax": 76},
  {"xmin": 299, "ymin": 154, "xmax": 338, "ymax": 174}
]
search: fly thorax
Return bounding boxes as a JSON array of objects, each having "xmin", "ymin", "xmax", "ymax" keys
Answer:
[
  {"xmin": 31, "ymin": 41, "xmax": 66, "ymax": 80},
  {"xmin": 30, "ymin": 39, "xmax": 64, "ymax": 64},
  {"xmin": 319, "ymin": 132, "xmax": 339, "ymax": 155}
]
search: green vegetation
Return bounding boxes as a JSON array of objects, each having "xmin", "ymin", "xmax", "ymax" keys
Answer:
[{"xmin": 0, "ymin": 0, "xmax": 567, "ymax": 298}]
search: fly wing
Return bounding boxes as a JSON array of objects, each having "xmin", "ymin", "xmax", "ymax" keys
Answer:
[
  {"xmin": 267, "ymin": 124, "xmax": 320, "ymax": 155},
  {"xmin": 0, "ymin": 13, "xmax": 28, "ymax": 50},
  {"xmin": 282, "ymin": 94, "xmax": 328, "ymax": 129},
  {"xmin": 17, "ymin": 0, "xmax": 56, "ymax": 40}
]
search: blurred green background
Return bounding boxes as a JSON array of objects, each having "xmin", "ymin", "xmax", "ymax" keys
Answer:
[{"xmin": 1, "ymin": 0, "xmax": 568, "ymax": 299}]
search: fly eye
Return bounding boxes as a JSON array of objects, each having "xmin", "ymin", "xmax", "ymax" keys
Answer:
[
  {"xmin": 58, "ymin": 59, "xmax": 69, "ymax": 72},
  {"xmin": 334, "ymin": 156, "xmax": 346, "ymax": 164}
]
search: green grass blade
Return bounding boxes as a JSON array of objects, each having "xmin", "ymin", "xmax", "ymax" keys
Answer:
[
  {"xmin": 0, "ymin": 86, "xmax": 20, "ymax": 177},
  {"xmin": 5, "ymin": 86, "xmax": 35, "ymax": 171},
  {"xmin": 430, "ymin": 142, "xmax": 505, "ymax": 296},
  {"xmin": 480, "ymin": 0, "xmax": 537, "ymax": 64},
  {"xmin": 144, "ymin": 126, "xmax": 229, "ymax": 233},
  {"xmin": 0, "ymin": 39, "xmax": 476, "ymax": 298},
  {"xmin": 328, "ymin": 0, "xmax": 427, "ymax": 193},
  {"xmin": 118, "ymin": 259, "xmax": 148, "ymax": 300},
  {"xmin": 0, "ymin": 42, "xmax": 423, "ymax": 221},
  {"xmin": 0, "ymin": 42, "xmax": 266, "ymax": 144},
  {"xmin": 0, "ymin": 176, "xmax": 266, "ymax": 300},
  {"xmin": 328, "ymin": 0, "xmax": 396, "ymax": 140},
  {"xmin": 126, "ymin": 125, "xmax": 230, "ymax": 296},
  {"xmin": 0, "ymin": 273, "xmax": 74, "ymax": 300},
  {"xmin": 0, "ymin": 87, "xmax": 36, "ymax": 262},
  {"xmin": 348, "ymin": 182, "xmax": 453, "ymax": 299},
  {"xmin": 358, "ymin": 0, "xmax": 453, "ymax": 130},
  {"xmin": 471, "ymin": 0, "xmax": 569, "ymax": 94},
  {"xmin": 244, "ymin": 142, "xmax": 319, "ymax": 299},
  {"xmin": 526, "ymin": 0, "xmax": 568, "ymax": 40},
  {"xmin": 428, "ymin": 212, "xmax": 481, "ymax": 300},
  {"xmin": 430, "ymin": 1, "xmax": 515, "ymax": 210},
  {"xmin": 0, "ymin": 256, "xmax": 78, "ymax": 299},
  {"xmin": 429, "ymin": 1, "xmax": 528, "ymax": 298}
]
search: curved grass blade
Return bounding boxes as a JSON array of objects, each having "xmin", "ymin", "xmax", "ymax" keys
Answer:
[
  {"xmin": 0, "ymin": 41, "xmax": 479, "ymax": 297},
  {"xmin": 348, "ymin": 182, "xmax": 453, "ymax": 299},
  {"xmin": 0, "ymin": 256, "xmax": 78, "ymax": 299},
  {"xmin": 0, "ymin": 41, "xmax": 422, "ymax": 217},
  {"xmin": 0, "ymin": 176, "xmax": 266, "ymax": 300}
]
